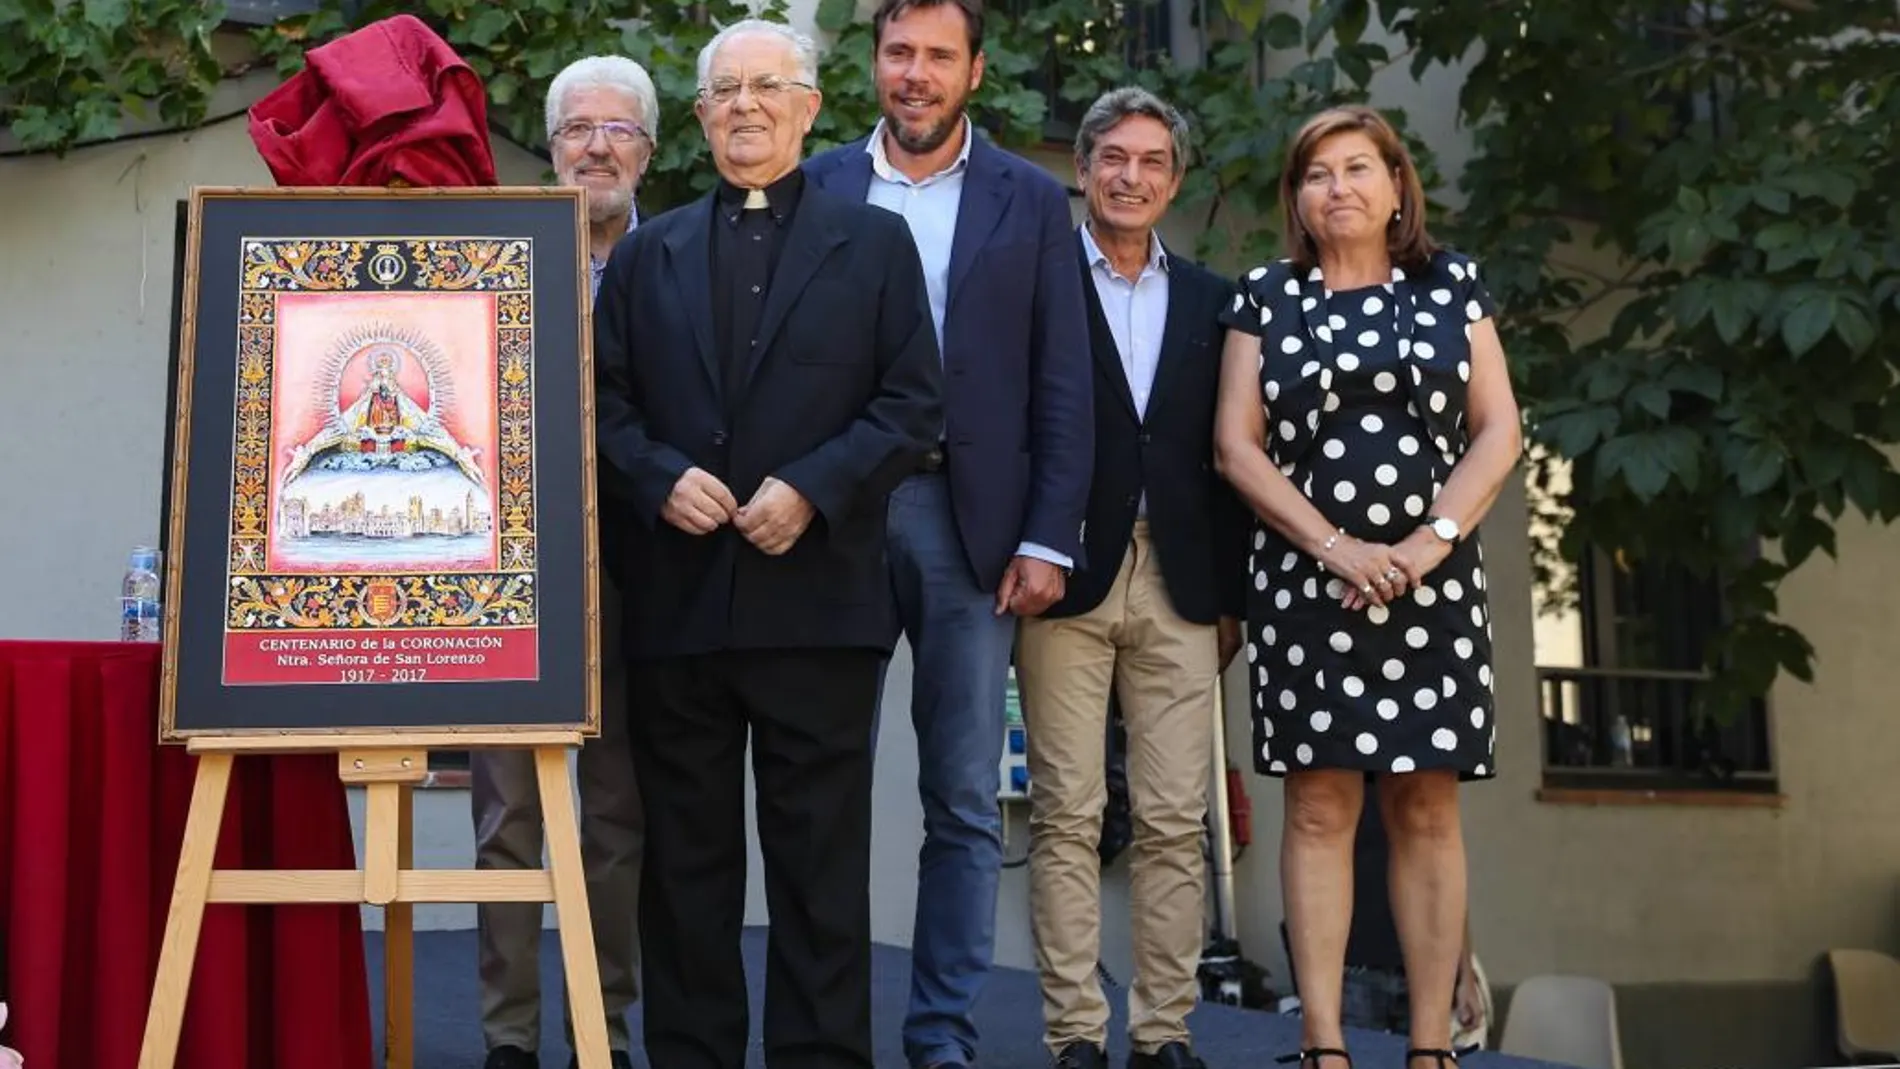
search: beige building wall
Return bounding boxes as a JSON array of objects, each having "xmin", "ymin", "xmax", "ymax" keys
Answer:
[
  {"xmin": 0, "ymin": 79, "xmax": 558, "ymax": 638},
  {"xmin": 3, "ymin": 12, "xmax": 1895, "ymax": 1062},
  {"xmin": 1033, "ymin": 17, "xmax": 1900, "ymax": 1048},
  {"xmin": 1218, "ymin": 478, "xmax": 1900, "ymax": 984}
]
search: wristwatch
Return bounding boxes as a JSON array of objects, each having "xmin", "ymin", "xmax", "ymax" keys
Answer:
[{"xmin": 1424, "ymin": 514, "xmax": 1462, "ymax": 545}]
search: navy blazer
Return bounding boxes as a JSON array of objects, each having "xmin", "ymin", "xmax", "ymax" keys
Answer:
[
  {"xmin": 593, "ymin": 183, "xmax": 944, "ymax": 659},
  {"xmin": 1047, "ymin": 235, "xmax": 1248, "ymax": 625},
  {"xmin": 804, "ymin": 131, "xmax": 1094, "ymax": 592}
]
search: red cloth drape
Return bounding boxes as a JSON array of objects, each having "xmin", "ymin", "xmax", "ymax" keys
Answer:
[
  {"xmin": 247, "ymin": 13, "xmax": 498, "ymax": 187},
  {"xmin": 0, "ymin": 640, "xmax": 372, "ymax": 1069}
]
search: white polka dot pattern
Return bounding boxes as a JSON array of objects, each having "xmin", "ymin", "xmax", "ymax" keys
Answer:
[{"xmin": 1217, "ymin": 252, "xmax": 1499, "ymax": 782}]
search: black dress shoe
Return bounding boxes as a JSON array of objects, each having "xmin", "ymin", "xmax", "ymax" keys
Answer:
[
  {"xmin": 566, "ymin": 1052, "xmax": 634, "ymax": 1069},
  {"xmin": 1129, "ymin": 1042, "xmax": 1206, "ymax": 1069},
  {"xmin": 1054, "ymin": 1041, "xmax": 1108, "ymax": 1069},
  {"xmin": 485, "ymin": 1046, "xmax": 539, "ymax": 1069}
]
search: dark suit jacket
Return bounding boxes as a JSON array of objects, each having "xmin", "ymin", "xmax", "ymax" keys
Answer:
[
  {"xmin": 803, "ymin": 131, "xmax": 1093, "ymax": 592},
  {"xmin": 1046, "ymin": 234, "xmax": 1247, "ymax": 625},
  {"xmin": 592, "ymin": 182, "xmax": 943, "ymax": 659}
]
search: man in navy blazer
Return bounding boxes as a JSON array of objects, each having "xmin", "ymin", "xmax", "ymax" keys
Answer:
[{"xmin": 804, "ymin": 0, "xmax": 1092, "ymax": 1065}]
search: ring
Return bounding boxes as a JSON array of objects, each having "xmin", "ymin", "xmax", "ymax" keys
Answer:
[
  {"xmin": 1385, "ymin": 568, "xmax": 1402, "ymax": 580},
  {"xmin": 1360, "ymin": 583, "xmax": 1374, "ymax": 595}
]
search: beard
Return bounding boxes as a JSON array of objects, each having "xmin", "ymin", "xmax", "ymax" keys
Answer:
[
  {"xmin": 885, "ymin": 90, "xmax": 970, "ymax": 155},
  {"xmin": 585, "ymin": 184, "xmax": 633, "ymax": 223}
]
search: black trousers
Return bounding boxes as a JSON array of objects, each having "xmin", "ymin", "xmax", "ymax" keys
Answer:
[{"xmin": 628, "ymin": 647, "xmax": 881, "ymax": 1069}]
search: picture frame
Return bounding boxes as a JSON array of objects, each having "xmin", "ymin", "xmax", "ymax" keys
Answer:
[{"xmin": 159, "ymin": 186, "xmax": 600, "ymax": 740}]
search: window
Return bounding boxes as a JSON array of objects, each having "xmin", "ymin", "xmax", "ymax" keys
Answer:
[
  {"xmin": 1549, "ymin": 1, "xmax": 1737, "ymax": 221},
  {"xmin": 221, "ymin": 0, "xmax": 329, "ymax": 25},
  {"xmin": 1536, "ymin": 546, "xmax": 1776, "ymax": 794},
  {"xmin": 1611, "ymin": 2, "xmax": 1733, "ymax": 147},
  {"xmin": 993, "ymin": 0, "xmax": 1189, "ymax": 144}
]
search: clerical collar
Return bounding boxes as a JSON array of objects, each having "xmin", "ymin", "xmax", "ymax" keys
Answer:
[{"xmin": 716, "ymin": 168, "xmax": 804, "ymax": 225}]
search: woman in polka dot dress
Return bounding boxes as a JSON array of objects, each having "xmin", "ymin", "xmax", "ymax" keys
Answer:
[{"xmin": 1212, "ymin": 107, "xmax": 1523, "ymax": 1069}]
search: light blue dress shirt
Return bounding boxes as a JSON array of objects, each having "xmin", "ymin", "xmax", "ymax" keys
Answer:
[
  {"xmin": 1078, "ymin": 222, "xmax": 1169, "ymax": 517},
  {"xmin": 863, "ymin": 120, "xmax": 1073, "ymax": 572},
  {"xmin": 1078, "ymin": 222, "xmax": 1169, "ymax": 419},
  {"xmin": 588, "ymin": 205, "xmax": 639, "ymax": 302},
  {"xmin": 864, "ymin": 117, "xmax": 969, "ymax": 350}
]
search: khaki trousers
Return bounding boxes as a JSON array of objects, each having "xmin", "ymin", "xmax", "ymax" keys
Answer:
[
  {"xmin": 1016, "ymin": 520, "xmax": 1217, "ymax": 1054},
  {"xmin": 471, "ymin": 577, "xmax": 643, "ymax": 1053}
]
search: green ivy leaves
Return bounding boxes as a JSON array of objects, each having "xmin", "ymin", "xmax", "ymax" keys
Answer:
[
  {"xmin": 1, "ymin": 0, "xmax": 227, "ymax": 151},
  {"xmin": 12, "ymin": 0, "xmax": 1890, "ymax": 719},
  {"xmin": 1432, "ymin": 0, "xmax": 1900, "ymax": 707}
]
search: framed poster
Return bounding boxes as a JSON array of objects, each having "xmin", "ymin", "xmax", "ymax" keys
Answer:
[{"xmin": 160, "ymin": 187, "xmax": 599, "ymax": 738}]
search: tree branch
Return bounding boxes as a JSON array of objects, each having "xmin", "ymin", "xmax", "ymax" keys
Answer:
[
  {"xmin": 1548, "ymin": 256, "xmax": 1641, "ymax": 289},
  {"xmin": 1373, "ymin": 42, "xmax": 1418, "ymax": 76},
  {"xmin": 1516, "ymin": 261, "xmax": 1647, "ymax": 327},
  {"xmin": 1611, "ymin": 6, "xmax": 1790, "ymax": 83}
]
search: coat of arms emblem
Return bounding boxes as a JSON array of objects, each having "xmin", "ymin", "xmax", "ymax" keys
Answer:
[{"xmin": 360, "ymin": 577, "xmax": 405, "ymax": 626}]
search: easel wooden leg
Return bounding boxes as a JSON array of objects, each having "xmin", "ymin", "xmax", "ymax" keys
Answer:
[
  {"xmin": 136, "ymin": 751, "xmax": 235, "ymax": 1069},
  {"xmin": 342, "ymin": 750, "xmax": 425, "ymax": 1069},
  {"xmin": 537, "ymin": 746, "xmax": 611, "ymax": 1069},
  {"xmin": 136, "ymin": 732, "xmax": 595, "ymax": 1069},
  {"xmin": 384, "ymin": 783, "xmax": 415, "ymax": 1069}
]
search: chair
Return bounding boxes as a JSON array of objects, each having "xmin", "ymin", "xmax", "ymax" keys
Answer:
[
  {"xmin": 1826, "ymin": 948, "xmax": 1900, "ymax": 1062},
  {"xmin": 1497, "ymin": 974, "xmax": 1624, "ymax": 1069}
]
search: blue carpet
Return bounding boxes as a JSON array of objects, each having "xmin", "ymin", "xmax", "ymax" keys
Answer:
[{"xmin": 366, "ymin": 929, "xmax": 1573, "ymax": 1069}]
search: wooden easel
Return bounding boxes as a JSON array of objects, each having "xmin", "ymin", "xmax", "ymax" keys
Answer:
[{"xmin": 135, "ymin": 730, "xmax": 611, "ymax": 1069}]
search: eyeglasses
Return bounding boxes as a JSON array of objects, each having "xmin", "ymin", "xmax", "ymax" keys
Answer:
[
  {"xmin": 553, "ymin": 120, "xmax": 651, "ymax": 146},
  {"xmin": 698, "ymin": 75, "xmax": 814, "ymax": 105}
]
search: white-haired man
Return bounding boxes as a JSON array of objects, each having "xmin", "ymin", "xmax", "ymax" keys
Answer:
[
  {"xmin": 471, "ymin": 53, "xmax": 657, "ymax": 1069},
  {"xmin": 593, "ymin": 18, "xmax": 941, "ymax": 1069}
]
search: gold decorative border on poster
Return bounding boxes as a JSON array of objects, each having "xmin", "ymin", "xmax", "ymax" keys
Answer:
[{"xmin": 218, "ymin": 236, "xmax": 541, "ymax": 686}]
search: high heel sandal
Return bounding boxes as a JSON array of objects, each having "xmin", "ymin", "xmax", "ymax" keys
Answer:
[
  {"xmin": 1275, "ymin": 1048, "xmax": 1352, "ymax": 1068},
  {"xmin": 1407, "ymin": 1048, "xmax": 1459, "ymax": 1069}
]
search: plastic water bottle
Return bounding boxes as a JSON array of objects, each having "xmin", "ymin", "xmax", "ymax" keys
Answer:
[
  {"xmin": 1610, "ymin": 713, "xmax": 1633, "ymax": 767},
  {"xmin": 120, "ymin": 546, "xmax": 161, "ymax": 642},
  {"xmin": 1001, "ymin": 667, "xmax": 1030, "ymax": 795}
]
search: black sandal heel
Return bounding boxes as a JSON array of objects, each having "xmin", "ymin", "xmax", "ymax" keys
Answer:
[
  {"xmin": 1276, "ymin": 1049, "xmax": 1352, "ymax": 1068},
  {"xmin": 1408, "ymin": 1049, "xmax": 1459, "ymax": 1069}
]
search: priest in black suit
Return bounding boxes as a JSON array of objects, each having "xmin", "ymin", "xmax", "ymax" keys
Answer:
[
  {"xmin": 1012, "ymin": 87, "xmax": 1247, "ymax": 1069},
  {"xmin": 590, "ymin": 18, "xmax": 942, "ymax": 1069}
]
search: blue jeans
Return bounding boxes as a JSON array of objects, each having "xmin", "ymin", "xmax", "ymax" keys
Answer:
[{"xmin": 881, "ymin": 474, "xmax": 1018, "ymax": 1068}]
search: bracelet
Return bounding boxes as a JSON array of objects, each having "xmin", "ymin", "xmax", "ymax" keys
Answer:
[{"xmin": 1319, "ymin": 528, "xmax": 1346, "ymax": 554}]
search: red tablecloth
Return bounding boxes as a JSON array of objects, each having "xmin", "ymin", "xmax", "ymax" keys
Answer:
[{"xmin": 0, "ymin": 640, "xmax": 372, "ymax": 1069}]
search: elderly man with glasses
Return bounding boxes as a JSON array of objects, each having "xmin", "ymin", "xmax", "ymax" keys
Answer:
[
  {"xmin": 470, "ymin": 53, "xmax": 658, "ymax": 1069},
  {"xmin": 592, "ymin": 18, "xmax": 942, "ymax": 1069}
]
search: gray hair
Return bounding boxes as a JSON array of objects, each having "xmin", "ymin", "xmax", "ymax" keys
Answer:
[
  {"xmin": 1075, "ymin": 86, "xmax": 1191, "ymax": 177},
  {"xmin": 546, "ymin": 55, "xmax": 661, "ymax": 144},
  {"xmin": 696, "ymin": 19, "xmax": 821, "ymax": 90}
]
